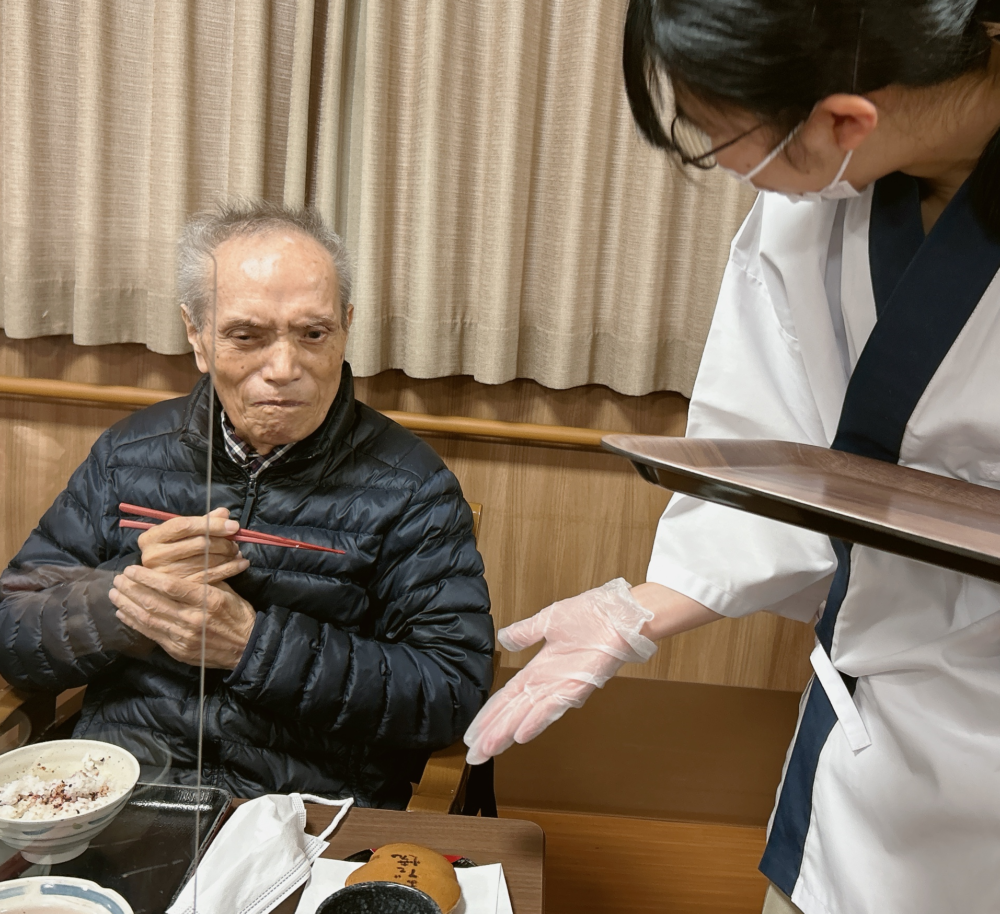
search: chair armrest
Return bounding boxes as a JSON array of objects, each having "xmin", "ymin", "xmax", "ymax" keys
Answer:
[
  {"xmin": 0, "ymin": 677, "xmax": 31, "ymax": 754},
  {"xmin": 54, "ymin": 687, "xmax": 86, "ymax": 729},
  {"xmin": 0, "ymin": 678, "xmax": 27, "ymax": 729},
  {"xmin": 0, "ymin": 678, "xmax": 86, "ymax": 753},
  {"xmin": 406, "ymin": 740, "xmax": 470, "ymax": 814}
]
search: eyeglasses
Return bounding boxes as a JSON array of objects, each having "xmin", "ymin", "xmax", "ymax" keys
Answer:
[{"xmin": 670, "ymin": 116, "xmax": 762, "ymax": 169}]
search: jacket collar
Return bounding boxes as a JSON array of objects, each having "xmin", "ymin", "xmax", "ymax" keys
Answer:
[{"xmin": 180, "ymin": 362, "xmax": 358, "ymax": 474}]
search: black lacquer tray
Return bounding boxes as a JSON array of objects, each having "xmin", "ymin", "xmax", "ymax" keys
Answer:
[{"xmin": 1, "ymin": 783, "xmax": 231, "ymax": 914}]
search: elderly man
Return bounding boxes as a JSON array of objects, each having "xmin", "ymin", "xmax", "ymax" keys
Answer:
[{"xmin": 0, "ymin": 201, "xmax": 493, "ymax": 807}]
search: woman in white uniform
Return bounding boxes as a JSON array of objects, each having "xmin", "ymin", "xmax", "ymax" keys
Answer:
[{"xmin": 464, "ymin": 1, "xmax": 1000, "ymax": 912}]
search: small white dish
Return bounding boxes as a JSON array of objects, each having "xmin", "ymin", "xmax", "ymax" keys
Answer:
[
  {"xmin": 0, "ymin": 876, "xmax": 133, "ymax": 914},
  {"xmin": 0, "ymin": 740, "xmax": 139, "ymax": 864}
]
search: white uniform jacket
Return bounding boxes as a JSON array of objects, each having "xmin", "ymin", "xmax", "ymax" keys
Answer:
[{"xmin": 647, "ymin": 174, "xmax": 1000, "ymax": 914}]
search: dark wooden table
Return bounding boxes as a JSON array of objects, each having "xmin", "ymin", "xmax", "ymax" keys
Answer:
[{"xmin": 275, "ymin": 804, "xmax": 545, "ymax": 914}]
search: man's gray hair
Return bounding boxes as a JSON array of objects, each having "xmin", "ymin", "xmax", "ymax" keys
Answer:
[{"xmin": 177, "ymin": 199, "xmax": 353, "ymax": 331}]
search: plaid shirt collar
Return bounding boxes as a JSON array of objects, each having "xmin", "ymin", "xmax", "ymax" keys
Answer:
[{"xmin": 220, "ymin": 410, "xmax": 295, "ymax": 477}]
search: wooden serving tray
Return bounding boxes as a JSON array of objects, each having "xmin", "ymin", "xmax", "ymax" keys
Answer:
[{"xmin": 603, "ymin": 435, "xmax": 1000, "ymax": 583}]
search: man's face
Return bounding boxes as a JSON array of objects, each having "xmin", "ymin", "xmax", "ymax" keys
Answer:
[{"xmin": 183, "ymin": 230, "xmax": 353, "ymax": 455}]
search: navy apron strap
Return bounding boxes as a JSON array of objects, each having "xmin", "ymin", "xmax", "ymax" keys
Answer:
[
  {"xmin": 836, "ymin": 177, "xmax": 1000, "ymax": 462},
  {"xmin": 760, "ymin": 175, "xmax": 1000, "ymax": 896},
  {"xmin": 867, "ymin": 172, "xmax": 923, "ymax": 319}
]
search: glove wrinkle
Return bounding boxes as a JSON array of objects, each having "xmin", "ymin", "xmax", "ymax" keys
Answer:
[{"xmin": 464, "ymin": 578, "xmax": 656, "ymax": 765}]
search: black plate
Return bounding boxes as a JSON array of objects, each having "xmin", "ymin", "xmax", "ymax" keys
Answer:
[
  {"xmin": 317, "ymin": 882, "xmax": 442, "ymax": 914},
  {"xmin": 50, "ymin": 782, "xmax": 231, "ymax": 914}
]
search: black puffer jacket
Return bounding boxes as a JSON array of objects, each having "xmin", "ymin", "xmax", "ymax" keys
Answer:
[{"xmin": 0, "ymin": 365, "xmax": 493, "ymax": 807}]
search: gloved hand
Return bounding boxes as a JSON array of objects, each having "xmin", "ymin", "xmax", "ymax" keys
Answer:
[{"xmin": 464, "ymin": 578, "xmax": 657, "ymax": 765}]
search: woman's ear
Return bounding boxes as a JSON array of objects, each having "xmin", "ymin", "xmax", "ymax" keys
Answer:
[
  {"xmin": 809, "ymin": 94, "xmax": 879, "ymax": 153},
  {"xmin": 180, "ymin": 306, "xmax": 211, "ymax": 374}
]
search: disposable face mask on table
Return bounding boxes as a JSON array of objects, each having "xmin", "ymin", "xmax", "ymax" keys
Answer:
[
  {"xmin": 168, "ymin": 793, "xmax": 354, "ymax": 914},
  {"xmin": 719, "ymin": 124, "xmax": 862, "ymax": 203},
  {"xmin": 295, "ymin": 858, "xmax": 514, "ymax": 914}
]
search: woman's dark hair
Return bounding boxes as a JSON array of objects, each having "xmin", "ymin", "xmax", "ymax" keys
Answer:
[{"xmin": 623, "ymin": 0, "xmax": 1000, "ymax": 234}]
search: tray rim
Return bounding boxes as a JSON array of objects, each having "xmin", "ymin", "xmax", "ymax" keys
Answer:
[{"xmin": 602, "ymin": 434, "xmax": 1000, "ymax": 579}]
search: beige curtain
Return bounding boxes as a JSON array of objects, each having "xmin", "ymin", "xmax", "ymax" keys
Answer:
[
  {"xmin": 0, "ymin": 0, "xmax": 754, "ymax": 396},
  {"xmin": 0, "ymin": 0, "xmax": 298, "ymax": 354},
  {"xmin": 308, "ymin": 0, "xmax": 756, "ymax": 396}
]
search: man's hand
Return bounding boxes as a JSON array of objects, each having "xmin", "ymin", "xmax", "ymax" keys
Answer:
[
  {"xmin": 110, "ymin": 565, "xmax": 256, "ymax": 670},
  {"xmin": 138, "ymin": 506, "xmax": 249, "ymax": 583}
]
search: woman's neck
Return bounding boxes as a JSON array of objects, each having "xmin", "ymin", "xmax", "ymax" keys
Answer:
[{"xmin": 873, "ymin": 49, "xmax": 1000, "ymax": 231}]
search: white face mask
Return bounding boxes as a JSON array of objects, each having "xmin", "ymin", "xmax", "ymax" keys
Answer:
[
  {"xmin": 719, "ymin": 125, "xmax": 861, "ymax": 203},
  {"xmin": 168, "ymin": 793, "xmax": 354, "ymax": 914}
]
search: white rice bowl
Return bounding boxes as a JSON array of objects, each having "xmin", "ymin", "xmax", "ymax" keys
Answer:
[{"xmin": 0, "ymin": 740, "xmax": 139, "ymax": 864}]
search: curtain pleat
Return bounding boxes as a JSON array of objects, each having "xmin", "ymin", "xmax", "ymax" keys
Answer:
[
  {"xmin": 0, "ymin": 0, "xmax": 298, "ymax": 355},
  {"xmin": 313, "ymin": 0, "xmax": 756, "ymax": 396},
  {"xmin": 0, "ymin": 0, "xmax": 754, "ymax": 395}
]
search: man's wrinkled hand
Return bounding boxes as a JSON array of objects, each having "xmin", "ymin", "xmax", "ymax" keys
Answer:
[
  {"xmin": 137, "ymin": 507, "xmax": 249, "ymax": 584},
  {"xmin": 110, "ymin": 565, "xmax": 256, "ymax": 670}
]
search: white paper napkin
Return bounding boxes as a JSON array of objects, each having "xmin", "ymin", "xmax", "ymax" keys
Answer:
[{"xmin": 294, "ymin": 858, "xmax": 514, "ymax": 914}]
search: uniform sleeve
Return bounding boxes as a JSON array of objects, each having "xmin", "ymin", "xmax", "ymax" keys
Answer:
[
  {"xmin": 225, "ymin": 466, "xmax": 494, "ymax": 749},
  {"xmin": 0, "ymin": 431, "xmax": 148, "ymax": 691},
  {"xmin": 647, "ymin": 201, "xmax": 838, "ymax": 620}
]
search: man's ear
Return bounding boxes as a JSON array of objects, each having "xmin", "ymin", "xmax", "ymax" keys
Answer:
[
  {"xmin": 344, "ymin": 303, "xmax": 354, "ymax": 333},
  {"xmin": 181, "ymin": 306, "xmax": 211, "ymax": 374}
]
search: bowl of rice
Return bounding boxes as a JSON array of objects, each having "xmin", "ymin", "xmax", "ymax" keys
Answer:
[{"xmin": 0, "ymin": 740, "xmax": 139, "ymax": 864}]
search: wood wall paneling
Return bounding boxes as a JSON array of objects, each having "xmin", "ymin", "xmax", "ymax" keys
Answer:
[
  {"xmin": 490, "ymin": 675, "xmax": 795, "ymax": 912},
  {"xmin": 0, "ymin": 333, "xmax": 202, "ymax": 391},
  {"xmin": 0, "ymin": 333, "xmax": 814, "ymax": 691},
  {"xmin": 499, "ymin": 809, "xmax": 769, "ymax": 914},
  {"xmin": 492, "ymin": 672, "xmax": 800, "ymax": 827}
]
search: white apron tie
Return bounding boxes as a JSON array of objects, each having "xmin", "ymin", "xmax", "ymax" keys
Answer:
[{"xmin": 810, "ymin": 644, "xmax": 871, "ymax": 752}]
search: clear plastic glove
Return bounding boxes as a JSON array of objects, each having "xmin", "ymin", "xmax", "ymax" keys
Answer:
[{"xmin": 464, "ymin": 578, "xmax": 657, "ymax": 765}]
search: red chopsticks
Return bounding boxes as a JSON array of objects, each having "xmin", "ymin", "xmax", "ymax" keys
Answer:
[{"xmin": 118, "ymin": 503, "xmax": 345, "ymax": 555}]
